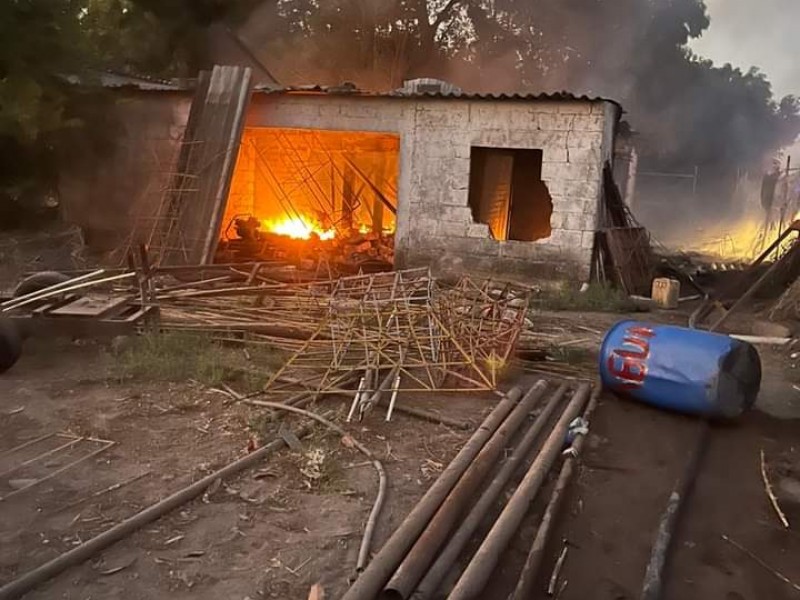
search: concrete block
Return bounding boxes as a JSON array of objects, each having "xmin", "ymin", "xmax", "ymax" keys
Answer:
[
  {"xmin": 542, "ymin": 161, "xmax": 601, "ymax": 181},
  {"xmin": 566, "ymin": 132, "xmax": 603, "ymax": 150},
  {"xmin": 470, "ymin": 103, "xmax": 536, "ymax": 126},
  {"xmin": 567, "ymin": 146, "xmax": 602, "ymax": 164},
  {"xmin": 537, "ymin": 113, "xmax": 574, "ymax": 131},
  {"xmin": 557, "ymin": 102, "xmax": 593, "ymax": 114},
  {"xmin": 562, "ymin": 179, "xmax": 601, "ymax": 200},
  {"xmin": 526, "ymin": 101, "xmax": 561, "ymax": 114},
  {"xmin": 416, "ymin": 105, "xmax": 470, "ymax": 129},
  {"xmin": 413, "ymin": 216, "xmax": 440, "ymax": 236},
  {"xmin": 438, "ymin": 220, "xmax": 469, "ymax": 237},
  {"xmin": 549, "ymin": 228, "xmax": 583, "ymax": 248},
  {"xmin": 439, "ymin": 205, "xmax": 473, "ymax": 223},
  {"xmin": 591, "ymin": 101, "xmax": 610, "ymax": 114},
  {"xmin": 550, "ymin": 211, "xmax": 593, "ymax": 231},
  {"xmin": 544, "ymin": 148, "xmax": 569, "ymax": 162},
  {"xmin": 581, "ymin": 230, "xmax": 597, "ymax": 249},
  {"xmin": 572, "ymin": 115, "xmax": 606, "ymax": 132},
  {"xmin": 473, "ymin": 130, "xmax": 568, "ymax": 151},
  {"xmin": 467, "ymin": 223, "xmax": 490, "ymax": 238}
]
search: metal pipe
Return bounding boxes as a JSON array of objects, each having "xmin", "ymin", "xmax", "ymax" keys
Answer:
[
  {"xmin": 510, "ymin": 385, "xmax": 601, "ymax": 600},
  {"xmin": 640, "ymin": 422, "xmax": 710, "ymax": 600},
  {"xmin": 382, "ymin": 381, "xmax": 549, "ymax": 599},
  {"xmin": 1, "ymin": 273, "xmax": 136, "ymax": 313},
  {"xmin": 710, "ymin": 243, "xmax": 800, "ymax": 331},
  {"xmin": 0, "ymin": 423, "xmax": 314, "ymax": 600},
  {"xmin": 0, "ymin": 269, "xmax": 106, "ymax": 310},
  {"xmin": 389, "ymin": 405, "xmax": 473, "ymax": 431},
  {"xmin": 385, "ymin": 373, "xmax": 402, "ymax": 421},
  {"xmin": 447, "ymin": 383, "xmax": 592, "ymax": 600},
  {"xmin": 348, "ymin": 377, "xmax": 366, "ymax": 422},
  {"xmin": 413, "ymin": 384, "xmax": 570, "ymax": 600},
  {"xmin": 340, "ymin": 386, "xmax": 524, "ymax": 600}
]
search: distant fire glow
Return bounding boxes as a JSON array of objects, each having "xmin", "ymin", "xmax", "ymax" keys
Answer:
[
  {"xmin": 676, "ymin": 210, "xmax": 800, "ymax": 261},
  {"xmin": 262, "ymin": 216, "xmax": 336, "ymax": 240}
]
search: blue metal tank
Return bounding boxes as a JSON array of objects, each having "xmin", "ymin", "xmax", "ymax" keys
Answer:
[{"xmin": 599, "ymin": 321, "xmax": 762, "ymax": 419}]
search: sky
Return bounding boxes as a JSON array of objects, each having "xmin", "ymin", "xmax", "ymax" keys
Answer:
[
  {"xmin": 691, "ymin": 0, "xmax": 799, "ymax": 100},
  {"xmin": 691, "ymin": 0, "xmax": 800, "ymax": 161}
]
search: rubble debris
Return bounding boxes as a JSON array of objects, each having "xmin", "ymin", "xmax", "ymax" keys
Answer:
[
  {"xmin": 244, "ymin": 400, "xmax": 386, "ymax": 573},
  {"xmin": 0, "ymin": 434, "xmax": 116, "ymax": 503},
  {"xmin": 0, "ymin": 422, "xmax": 316, "ymax": 600},
  {"xmin": 691, "ymin": 220, "xmax": 800, "ymax": 331},
  {"xmin": 721, "ymin": 534, "xmax": 800, "ymax": 594},
  {"xmin": 760, "ymin": 449, "xmax": 790, "ymax": 529}
]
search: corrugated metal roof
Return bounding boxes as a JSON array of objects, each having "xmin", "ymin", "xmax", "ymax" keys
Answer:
[
  {"xmin": 252, "ymin": 83, "xmax": 622, "ymax": 110},
  {"xmin": 62, "ymin": 71, "xmax": 190, "ymax": 91}
]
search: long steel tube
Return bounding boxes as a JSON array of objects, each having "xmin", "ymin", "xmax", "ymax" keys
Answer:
[
  {"xmin": 412, "ymin": 384, "xmax": 570, "ymax": 600},
  {"xmin": 0, "ymin": 422, "xmax": 315, "ymax": 600},
  {"xmin": 447, "ymin": 383, "xmax": 592, "ymax": 600},
  {"xmin": 510, "ymin": 385, "xmax": 601, "ymax": 600},
  {"xmin": 382, "ymin": 381, "xmax": 550, "ymax": 599},
  {"xmin": 340, "ymin": 386, "xmax": 525, "ymax": 600}
]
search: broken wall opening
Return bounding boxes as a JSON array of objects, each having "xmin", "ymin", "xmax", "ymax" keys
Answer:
[
  {"xmin": 223, "ymin": 128, "xmax": 399, "ymax": 245},
  {"xmin": 468, "ymin": 147, "xmax": 552, "ymax": 242}
]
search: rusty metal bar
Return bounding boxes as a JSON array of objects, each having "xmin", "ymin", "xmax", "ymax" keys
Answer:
[
  {"xmin": 510, "ymin": 385, "xmax": 602, "ymax": 600},
  {"xmin": 340, "ymin": 386, "xmax": 525, "ymax": 600},
  {"xmin": 381, "ymin": 381, "xmax": 549, "ymax": 599},
  {"xmin": 447, "ymin": 383, "xmax": 592, "ymax": 600},
  {"xmin": 413, "ymin": 384, "xmax": 570, "ymax": 600}
]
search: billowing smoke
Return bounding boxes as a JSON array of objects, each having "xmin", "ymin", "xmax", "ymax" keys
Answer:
[{"xmin": 236, "ymin": 0, "xmax": 800, "ymax": 232}]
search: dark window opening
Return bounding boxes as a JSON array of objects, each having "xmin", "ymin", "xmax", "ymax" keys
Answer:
[{"xmin": 468, "ymin": 147, "xmax": 553, "ymax": 242}]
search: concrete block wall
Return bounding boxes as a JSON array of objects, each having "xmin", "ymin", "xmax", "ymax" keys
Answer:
[
  {"xmin": 247, "ymin": 93, "xmax": 619, "ymax": 283},
  {"xmin": 58, "ymin": 92, "xmax": 192, "ymax": 250}
]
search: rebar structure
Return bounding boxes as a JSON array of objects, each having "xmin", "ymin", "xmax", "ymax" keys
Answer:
[{"xmin": 252, "ymin": 268, "xmax": 532, "ymax": 406}]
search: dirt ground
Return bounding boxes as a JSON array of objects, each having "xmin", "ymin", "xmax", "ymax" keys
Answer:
[{"xmin": 1, "ymin": 309, "xmax": 799, "ymax": 600}]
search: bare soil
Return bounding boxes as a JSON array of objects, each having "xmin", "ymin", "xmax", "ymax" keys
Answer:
[{"xmin": 1, "ymin": 310, "xmax": 799, "ymax": 600}]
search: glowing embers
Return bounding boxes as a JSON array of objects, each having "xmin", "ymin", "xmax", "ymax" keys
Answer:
[{"xmin": 262, "ymin": 216, "xmax": 336, "ymax": 241}]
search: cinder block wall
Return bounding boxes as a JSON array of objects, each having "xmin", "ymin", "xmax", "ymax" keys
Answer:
[{"xmin": 247, "ymin": 93, "xmax": 619, "ymax": 282}]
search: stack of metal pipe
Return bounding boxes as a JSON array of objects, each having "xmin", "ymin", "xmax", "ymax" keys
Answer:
[{"xmin": 341, "ymin": 380, "xmax": 598, "ymax": 600}]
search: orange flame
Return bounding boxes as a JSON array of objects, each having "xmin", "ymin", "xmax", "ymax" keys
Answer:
[{"xmin": 262, "ymin": 216, "xmax": 335, "ymax": 241}]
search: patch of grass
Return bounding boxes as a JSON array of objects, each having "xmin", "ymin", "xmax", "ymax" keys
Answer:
[
  {"xmin": 114, "ymin": 332, "xmax": 283, "ymax": 390},
  {"xmin": 547, "ymin": 345, "xmax": 594, "ymax": 365},
  {"xmin": 535, "ymin": 283, "xmax": 636, "ymax": 313}
]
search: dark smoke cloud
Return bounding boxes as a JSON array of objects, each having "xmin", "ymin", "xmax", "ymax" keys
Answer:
[{"xmin": 237, "ymin": 0, "xmax": 800, "ymax": 178}]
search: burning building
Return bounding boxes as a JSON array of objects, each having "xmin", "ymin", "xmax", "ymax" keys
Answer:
[{"xmin": 58, "ymin": 69, "xmax": 623, "ymax": 283}]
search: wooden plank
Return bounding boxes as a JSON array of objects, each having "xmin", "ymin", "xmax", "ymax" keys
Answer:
[{"xmin": 602, "ymin": 227, "xmax": 653, "ymax": 295}]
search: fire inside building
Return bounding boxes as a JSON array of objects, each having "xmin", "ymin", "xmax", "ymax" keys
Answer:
[{"xmin": 58, "ymin": 68, "xmax": 633, "ymax": 284}]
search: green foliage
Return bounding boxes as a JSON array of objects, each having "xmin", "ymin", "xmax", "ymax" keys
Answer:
[
  {"xmin": 115, "ymin": 332, "xmax": 282, "ymax": 391},
  {"xmin": 256, "ymin": 0, "xmax": 800, "ymax": 175},
  {"xmin": 536, "ymin": 284, "xmax": 636, "ymax": 313}
]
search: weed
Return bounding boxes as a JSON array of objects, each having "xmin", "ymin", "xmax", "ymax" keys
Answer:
[
  {"xmin": 535, "ymin": 283, "xmax": 636, "ymax": 313},
  {"xmin": 547, "ymin": 345, "xmax": 594, "ymax": 365},
  {"xmin": 114, "ymin": 332, "xmax": 283, "ymax": 388}
]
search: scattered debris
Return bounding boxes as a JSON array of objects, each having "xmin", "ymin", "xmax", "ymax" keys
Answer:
[
  {"xmin": 760, "ymin": 449, "xmax": 790, "ymax": 529},
  {"xmin": 99, "ymin": 558, "xmax": 137, "ymax": 576},
  {"xmin": 547, "ymin": 542, "xmax": 568, "ymax": 596},
  {"xmin": 721, "ymin": 534, "xmax": 800, "ymax": 594}
]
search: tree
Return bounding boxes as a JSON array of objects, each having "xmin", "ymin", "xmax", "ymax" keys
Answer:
[{"xmin": 243, "ymin": 0, "xmax": 799, "ymax": 177}]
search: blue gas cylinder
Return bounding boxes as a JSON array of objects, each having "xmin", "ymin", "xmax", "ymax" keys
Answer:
[{"xmin": 599, "ymin": 321, "xmax": 762, "ymax": 419}]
